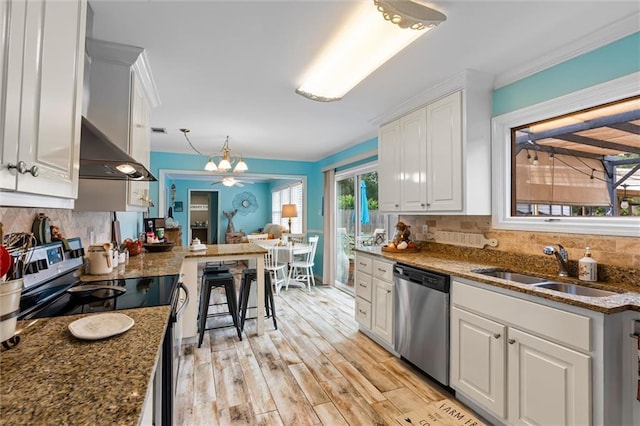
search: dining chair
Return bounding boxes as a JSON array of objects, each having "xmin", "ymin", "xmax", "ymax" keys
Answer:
[
  {"xmin": 264, "ymin": 244, "xmax": 288, "ymax": 294},
  {"xmin": 286, "ymin": 235, "xmax": 319, "ymax": 292}
]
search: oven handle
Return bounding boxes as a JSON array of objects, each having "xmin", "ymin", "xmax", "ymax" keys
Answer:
[{"xmin": 174, "ymin": 282, "xmax": 189, "ymax": 319}]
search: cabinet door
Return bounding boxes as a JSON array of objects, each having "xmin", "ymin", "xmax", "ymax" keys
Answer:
[
  {"xmin": 399, "ymin": 108, "xmax": 427, "ymax": 211},
  {"xmin": 371, "ymin": 278, "xmax": 393, "ymax": 344},
  {"xmin": 507, "ymin": 327, "xmax": 591, "ymax": 426},
  {"xmin": 128, "ymin": 72, "xmax": 151, "ymax": 206},
  {"xmin": 1, "ymin": 0, "xmax": 86, "ymax": 198},
  {"xmin": 426, "ymin": 91, "xmax": 462, "ymax": 211},
  {"xmin": 451, "ymin": 306, "xmax": 506, "ymax": 419},
  {"xmin": 378, "ymin": 120, "xmax": 401, "ymax": 211}
]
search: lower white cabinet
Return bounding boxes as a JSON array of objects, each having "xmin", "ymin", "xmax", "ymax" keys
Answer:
[
  {"xmin": 451, "ymin": 280, "xmax": 591, "ymax": 425},
  {"xmin": 354, "ymin": 252, "xmax": 394, "ymax": 350},
  {"xmin": 451, "ymin": 307, "xmax": 506, "ymax": 417}
]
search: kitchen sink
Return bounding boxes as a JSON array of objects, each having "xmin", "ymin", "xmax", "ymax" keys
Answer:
[
  {"xmin": 531, "ymin": 282, "xmax": 619, "ymax": 297},
  {"xmin": 472, "ymin": 268, "xmax": 549, "ymax": 285}
]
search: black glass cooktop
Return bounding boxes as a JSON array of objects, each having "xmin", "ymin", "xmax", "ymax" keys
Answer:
[{"xmin": 19, "ymin": 274, "xmax": 179, "ymax": 320}]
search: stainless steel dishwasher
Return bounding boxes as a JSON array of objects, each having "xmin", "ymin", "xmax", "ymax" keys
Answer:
[{"xmin": 394, "ymin": 262, "xmax": 450, "ymax": 386}]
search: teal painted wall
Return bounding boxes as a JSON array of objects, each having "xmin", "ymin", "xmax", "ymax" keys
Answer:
[{"xmin": 493, "ymin": 32, "xmax": 640, "ymax": 116}]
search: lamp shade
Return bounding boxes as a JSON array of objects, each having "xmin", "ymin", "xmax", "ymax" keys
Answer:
[{"xmin": 282, "ymin": 204, "xmax": 298, "ymax": 218}]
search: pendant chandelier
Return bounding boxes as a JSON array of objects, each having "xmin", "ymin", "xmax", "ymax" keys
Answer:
[{"xmin": 180, "ymin": 129, "xmax": 248, "ymax": 172}]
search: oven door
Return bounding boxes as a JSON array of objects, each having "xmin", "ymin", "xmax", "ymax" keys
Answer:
[{"xmin": 162, "ymin": 281, "xmax": 189, "ymax": 425}]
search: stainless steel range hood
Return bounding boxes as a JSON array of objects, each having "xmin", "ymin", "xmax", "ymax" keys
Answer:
[{"xmin": 79, "ymin": 117, "xmax": 156, "ymax": 181}]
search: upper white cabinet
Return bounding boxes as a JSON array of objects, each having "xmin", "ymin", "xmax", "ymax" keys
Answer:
[
  {"xmin": 74, "ymin": 38, "xmax": 157, "ymax": 211},
  {"xmin": 378, "ymin": 120, "xmax": 402, "ymax": 211},
  {"xmin": 0, "ymin": 0, "xmax": 87, "ymax": 208},
  {"xmin": 378, "ymin": 70, "xmax": 492, "ymax": 214}
]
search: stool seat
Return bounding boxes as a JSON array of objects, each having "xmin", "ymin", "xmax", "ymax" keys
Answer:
[
  {"xmin": 203, "ymin": 264, "xmax": 230, "ymax": 274},
  {"xmin": 198, "ymin": 271, "xmax": 241, "ymax": 348},
  {"xmin": 238, "ymin": 268, "xmax": 277, "ymax": 332}
]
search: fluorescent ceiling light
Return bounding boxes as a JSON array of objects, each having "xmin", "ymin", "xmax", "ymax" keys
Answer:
[{"xmin": 296, "ymin": 1, "xmax": 445, "ymax": 102}]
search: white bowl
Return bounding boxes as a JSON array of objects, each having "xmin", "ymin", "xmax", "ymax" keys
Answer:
[{"xmin": 0, "ymin": 278, "xmax": 23, "ymax": 342}]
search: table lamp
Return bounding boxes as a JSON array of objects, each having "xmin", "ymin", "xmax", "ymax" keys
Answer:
[{"xmin": 281, "ymin": 204, "xmax": 298, "ymax": 233}]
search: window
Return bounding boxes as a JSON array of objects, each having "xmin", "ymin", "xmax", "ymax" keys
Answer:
[
  {"xmin": 492, "ymin": 73, "xmax": 640, "ymax": 237},
  {"xmin": 272, "ymin": 182, "xmax": 303, "ymax": 233}
]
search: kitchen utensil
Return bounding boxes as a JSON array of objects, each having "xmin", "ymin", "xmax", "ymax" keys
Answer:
[
  {"xmin": 111, "ymin": 212, "xmax": 121, "ymax": 247},
  {"xmin": 0, "ymin": 245, "xmax": 11, "ymax": 279}
]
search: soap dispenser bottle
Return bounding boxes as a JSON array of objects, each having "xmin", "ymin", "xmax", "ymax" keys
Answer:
[{"xmin": 578, "ymin": 247, "xmax": 597, "ymax": 282}]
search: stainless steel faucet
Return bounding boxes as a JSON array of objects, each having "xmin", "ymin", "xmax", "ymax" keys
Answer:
[{"xmin": 543, "ymin": 244, "xmax": 569, "ymax": 277}]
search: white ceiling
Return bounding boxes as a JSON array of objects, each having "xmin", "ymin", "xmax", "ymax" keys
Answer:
[{"xmin": 89, "ymin": 0, "xmax": 640, "ymax": 163}]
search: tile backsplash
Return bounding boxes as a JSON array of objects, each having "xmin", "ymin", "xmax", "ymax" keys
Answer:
[
  {"xmin": 1, "ymin": 207, "xmax": 112, "ymax": 249},
  {"xmin": 401, "ymin": 215, "xmax": 639, "ymax": 271}
]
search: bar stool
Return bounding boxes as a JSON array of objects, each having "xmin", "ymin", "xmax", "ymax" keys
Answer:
[
  {"xmin": 238, "ymin": 268, "xmax": 277, "ymax": 332},
  {"xmin": 197, "ymin": 271, "xmax": 242, "ymax": 348}
]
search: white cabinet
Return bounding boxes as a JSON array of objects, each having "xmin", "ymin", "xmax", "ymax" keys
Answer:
[
  {"xmin": 451, "ymin": 280, "xmax": 592, "ymax": 425},
  {"xmin": 354, "ymin": 252, "xmax": 395, "ymax": 350},
  {"xmin": 0, "ymin": 0, "xmax": 86, "ymax": 208},
  {"xmin": 507, "ymin": 327, "xmax": 590, "ymax": 426},
  {"xmin": 378, "ymin": 107, "xmax": 427, "ymax": 212},
  {"xmin": 451, "ymin": 306, "xmax": 506, "ymax": 417},
  {"xmin": 127, "ymin": 73, "xmax": 151, "ymax": 207},
  {"xmin": 378, "ymin": 70, "xmax": 492, "ymax": 214},
  {"xmin": 74, "ymin": 38, "xmax": 157, "ymax": 211},
  {"xmin": 426, "ymin": 91, "xmax": 462, "ymax": 211},
  {"xmin": 378, "ymin": 120, "xmax": 401, "ymax": 211}
]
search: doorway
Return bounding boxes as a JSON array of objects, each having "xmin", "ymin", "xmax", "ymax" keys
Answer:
[
  {"xmin": 334, "ymin": 165, "xmax": 385, "ymax": 294},
  {"xmin": 188, "ymin": 191, "xmax": 219, "ymax": 244}
]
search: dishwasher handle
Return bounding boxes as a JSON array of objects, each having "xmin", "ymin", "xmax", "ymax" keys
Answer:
[{"xmin": 393, "ymin": 264, "xmax": 450, "ymax": 293}]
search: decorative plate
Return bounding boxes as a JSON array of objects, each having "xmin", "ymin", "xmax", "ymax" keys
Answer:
[{"xmin": 68, "ymin": 313, "xmax": 135, "ymax": 340}]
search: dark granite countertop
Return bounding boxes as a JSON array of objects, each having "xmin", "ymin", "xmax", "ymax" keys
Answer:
[
  {"xmin": 355, "ymin": 247, "xmax": 640, "ymax": 314},
  {"xmin": 0, "ymin": 306, "xmax": 171, "ymax": 425}
]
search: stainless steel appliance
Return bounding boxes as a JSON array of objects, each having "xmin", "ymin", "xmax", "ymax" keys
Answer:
[
  {"xmin": 13, "ymin": 238, "xmax": 185, "ymax": 425},
  {"xmin": 393, "ymin": 262, "xmax": 450, "ymax": 386}
]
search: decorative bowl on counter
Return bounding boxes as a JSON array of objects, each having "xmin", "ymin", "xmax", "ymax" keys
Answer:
[{"xmin": 142, "ymin": 242, "xmax": 175, "ymax": 253}]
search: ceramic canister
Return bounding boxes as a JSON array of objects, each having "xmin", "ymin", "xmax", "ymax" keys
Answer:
[{"xmin": 88, "ymin": 244, "xmax": 113, "ymax": 275}]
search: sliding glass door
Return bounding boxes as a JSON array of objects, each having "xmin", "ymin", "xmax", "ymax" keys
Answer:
[{"xmin": 335, "ymin": 165, "xmax": 384, "ymax": 294}]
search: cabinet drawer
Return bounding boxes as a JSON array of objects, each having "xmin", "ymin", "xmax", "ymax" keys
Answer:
[
  {"xmin": 373, "ymin": 260, "xmax": 393, "ymax": 282},
  {"xmin": 452, "ymin": 280, "xmax": 591, "ymax": 352},
  {"xmin": 355, "ymin": 297, "xmax": 372, "ymax": 329},
  {"xmin": 355, "ymin": 255, "xmax": 373, "ymax": 274},
  {"xmin": 355, "ymin": 273, "xmax": 373, "ymax": 302}
]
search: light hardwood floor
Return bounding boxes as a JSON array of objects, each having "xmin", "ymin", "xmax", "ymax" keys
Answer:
[{"xmin": 176, "ymin": 279, "xmax": 477, "ymax": 425}]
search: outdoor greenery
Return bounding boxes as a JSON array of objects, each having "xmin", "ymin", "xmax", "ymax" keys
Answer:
[{"xmin": 337, "ymin": 172, "xmax": 379, "ymax": 210}]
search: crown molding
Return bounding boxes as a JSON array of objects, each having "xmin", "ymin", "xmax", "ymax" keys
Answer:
[{"xmin": 494, "ymin": 11, "xmax": 640, "ymax": 89}]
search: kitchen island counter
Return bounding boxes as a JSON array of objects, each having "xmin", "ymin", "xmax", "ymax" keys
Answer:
[
  {"xmin": 80, "ymin": 248, "xmax": 186, "ymax": 282},
  {"xmin": 0, "ymin": 306, "xmax": 170, "ymax": 425}
]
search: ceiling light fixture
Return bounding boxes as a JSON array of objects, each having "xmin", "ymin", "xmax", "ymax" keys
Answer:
[
  {"xmin": 295, "ymin": 1, "xmax": 446, "ymax": 102},
  {"xmin": 180, "ymin": 129, "xmax": 248, "ymax": 173}
]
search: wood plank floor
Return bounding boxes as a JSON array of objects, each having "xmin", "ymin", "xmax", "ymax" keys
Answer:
[{"xmin": 176, "ymin": 277, "xmax": 479, "ymax": 425}]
